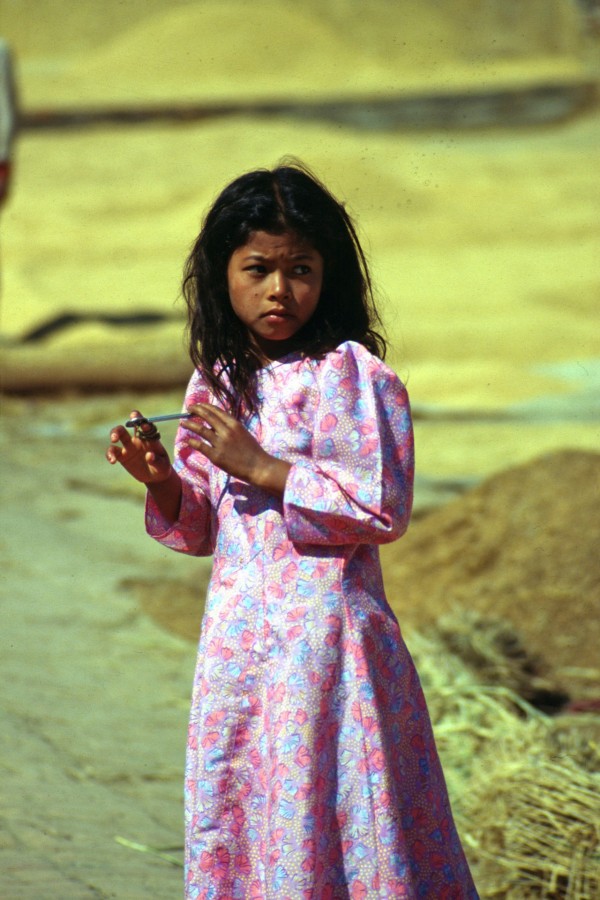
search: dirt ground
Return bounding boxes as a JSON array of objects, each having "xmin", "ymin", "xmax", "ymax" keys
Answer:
[
  {"xmin": 1, "ymin": 405, "xmax": 598, "ymax": 900},
  {"xmin": 1, "ymin": 2, "xmax": 600, "ymax": 897}
]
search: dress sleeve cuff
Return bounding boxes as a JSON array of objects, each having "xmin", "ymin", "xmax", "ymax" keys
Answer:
[{"xmin": 145, "ymin": 474, "xmax": 213, "ymax": 556}]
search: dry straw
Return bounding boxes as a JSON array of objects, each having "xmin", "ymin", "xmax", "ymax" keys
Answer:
[
  {"xmin": 465, "ymin": 752, "xmax": 599, "ymax": 899},
  {"xmin": 405, "ymin": 616, "xmax": 600, "ymax": 899}
]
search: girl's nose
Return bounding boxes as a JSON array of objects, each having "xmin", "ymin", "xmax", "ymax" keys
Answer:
[{"xmin": 268, "ymin": 270, "xmax": 290, "ymax": 298}]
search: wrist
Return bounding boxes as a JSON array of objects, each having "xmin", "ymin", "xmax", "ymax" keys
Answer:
[
  {"xmin": 146, "ymin": 467, "xmax": 183, "ymax": 524},
  {"xmin": 146, "ymin": 466, "xmax": 178, "ymax": 491},
  {"xmin": 252, "ymin": 456, "xmax": 291, "ymax": 497}
]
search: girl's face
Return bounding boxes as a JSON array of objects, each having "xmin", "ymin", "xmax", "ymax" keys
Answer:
[{"xmin": 227, "ymin": 230, "xmax": 323, "ymax": 362}]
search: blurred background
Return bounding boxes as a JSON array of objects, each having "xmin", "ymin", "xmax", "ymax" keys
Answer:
[{"xmin": 1, "ymin": 1, "xmax": 599, "ymax": 897}]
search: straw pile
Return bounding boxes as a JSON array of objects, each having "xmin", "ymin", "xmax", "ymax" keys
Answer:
[
  {"xmin": 407, "ymin": 620, "xmax": 600, "ymax": 898},
  {"xmin": 466, "ymin": 752, "xmax": 599, "ymax": 898},
  {"xmin": 431, "ymin": 610, "xmax": 569, "ymax": 711}
]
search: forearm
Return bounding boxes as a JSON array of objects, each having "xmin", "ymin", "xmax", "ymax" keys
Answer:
[
  {"xmin": 250, "ymin": 455, "xmax": 292, "ymax": 498},
  {"xmin": 146, "ymin": 467, "xmax": 183, "ymax": 525}
]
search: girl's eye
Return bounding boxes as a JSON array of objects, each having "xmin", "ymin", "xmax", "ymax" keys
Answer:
[{"xmin": 243, "ymin": 264, "xmax": 311, "ymax": 276}]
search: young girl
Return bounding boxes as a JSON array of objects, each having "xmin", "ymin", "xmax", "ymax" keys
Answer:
[{"xmin": 107, "ymin": 163, "xmax": 478, "ymax": 899}]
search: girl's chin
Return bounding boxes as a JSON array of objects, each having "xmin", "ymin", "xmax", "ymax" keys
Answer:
[{"xmin": 252, "ymin": 325, "xmax": 296, "ymax": 343}]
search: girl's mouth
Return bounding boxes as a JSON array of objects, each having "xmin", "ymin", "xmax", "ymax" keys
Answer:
[{"xmin": 263, "ymin": 311, "xmax": 291, "ymax": 321}]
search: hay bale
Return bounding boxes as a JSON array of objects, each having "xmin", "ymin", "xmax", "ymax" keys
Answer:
[
  {"xmin": 546, "ymin": 714, "xmax": 600, "ymax": 774},
  {"xmin": 405, "ymin": 625, "xmax": 600, "ymax": 899},
  {"xmin": 464, "ymin": 753, "xmax": 600, "ymax": 898}
]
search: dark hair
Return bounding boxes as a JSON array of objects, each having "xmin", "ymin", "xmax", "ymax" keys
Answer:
[{"xmin": 182, "ymin": 160, "xmax": 386, "ymax": 415}]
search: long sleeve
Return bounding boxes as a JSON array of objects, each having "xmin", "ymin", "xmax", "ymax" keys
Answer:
[
  {"xmin": 283, "ymin": 342, "xmax": 414, "ymax": 546},
  {"xmin": 145, "ymin": 370, "xmax": 215, "ymax": 556}
]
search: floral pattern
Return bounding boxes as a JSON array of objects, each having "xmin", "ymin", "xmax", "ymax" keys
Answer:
[{"xmin": 146, "ymin": 341, "xmax": 478, "ymax": 899}]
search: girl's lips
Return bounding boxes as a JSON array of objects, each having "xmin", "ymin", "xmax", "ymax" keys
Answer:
[{"xmin": 262, "ymin": 311, "xmax": 292, "ymax": 320}]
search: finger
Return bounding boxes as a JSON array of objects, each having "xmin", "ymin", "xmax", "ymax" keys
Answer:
[
  {"xmin": 188, "ymin": 403, "xmax": 231, "ymax": 427},
  {"xmin": 110, "ymin": 424, "xmax": 132, "ymax": 445},
  {"xmin": 181, "ymin": 417, "xmax": 214, "ymax": 440},
  {"xmin": 188, "ymin": 425, "xmax": 215, "ymax": 446},
  {"xmin": 186, "ymin": 435, "xmax": 215, "ymax": 461},
  {"xmin": 186, "ymin": 427, "xmax": 216, "ymax": 452},
  {"xmin": 106, "ymin": 444, "xmax": 123, "ymax": 464}
]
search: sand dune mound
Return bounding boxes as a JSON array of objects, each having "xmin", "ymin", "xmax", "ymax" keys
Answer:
[
  {"xmin": 382, "ymin": 449, "xmax": 600, "ymax": 694},
  {"xmin": 16, "ymin": 0, "xmax": 590, "ymax": 109},
  {"xmin": 21, "ymin": 2, "xmax": 381, "ymax": 107}
]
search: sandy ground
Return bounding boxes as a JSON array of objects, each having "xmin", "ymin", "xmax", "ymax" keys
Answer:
[
  {"xmin": 1, "ymin": 392, "xmax": 200, "ymax": 898},
  {"xmin": 1, "ymin": 2, "xmax": 600, "ymax": 897},
  {"xmin": 1, "ymin": 395, "xmax": 599, "ymax": 898}
]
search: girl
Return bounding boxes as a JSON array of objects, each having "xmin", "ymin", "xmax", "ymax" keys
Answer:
[{"xmin": 107, "ymin": 163, "xmax": 478, "ymax": 899}]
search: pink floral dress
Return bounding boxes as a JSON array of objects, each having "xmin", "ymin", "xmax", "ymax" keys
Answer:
[{"xmin": 146, "ymin": 341, "xmax": 478, "ymax": 899}]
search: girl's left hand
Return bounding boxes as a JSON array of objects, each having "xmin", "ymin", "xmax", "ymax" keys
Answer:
[{"xmin": 183, "ymin": 403, "xmax": 290, "ymax": 496}]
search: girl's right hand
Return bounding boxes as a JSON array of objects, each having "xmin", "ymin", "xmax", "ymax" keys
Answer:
[{"xmin": 106, "ymin": 410, "xmax": 172, "ymax": 484}]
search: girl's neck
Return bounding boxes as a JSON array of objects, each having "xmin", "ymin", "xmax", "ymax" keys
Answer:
[{"xmin": 249, "ymin": 336, "xmax": 305, "ymax": 366}]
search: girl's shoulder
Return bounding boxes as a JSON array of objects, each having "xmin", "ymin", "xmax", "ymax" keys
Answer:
[{"xmin": 314, "ymin": 340, "xmax": 406, "ymax": 391}]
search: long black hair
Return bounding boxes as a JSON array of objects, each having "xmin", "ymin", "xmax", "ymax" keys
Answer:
[{"xmin": 182, "ymin": 160, "xmax": 386, "ymax": 415}]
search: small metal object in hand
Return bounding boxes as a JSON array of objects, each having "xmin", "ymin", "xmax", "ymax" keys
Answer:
[
  {"xmin": 135, "ymin": 421, "xmax": 161, "ymax": 441},
  {"xmin": 125, "ymin": 412, "xmax": 193, "ymax": 428}
]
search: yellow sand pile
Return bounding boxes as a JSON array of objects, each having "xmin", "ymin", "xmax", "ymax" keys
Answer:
[
  {"xmin": 383, "ymin": 450, "xmax": 600, "ymax": 697},
  {"xmin": 7, "ymin": 0, "xmax": 590, "ymax": 110},
  {"xmin": 3, "ymin": 109, "xmax": 599, "ymax": 403}
]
